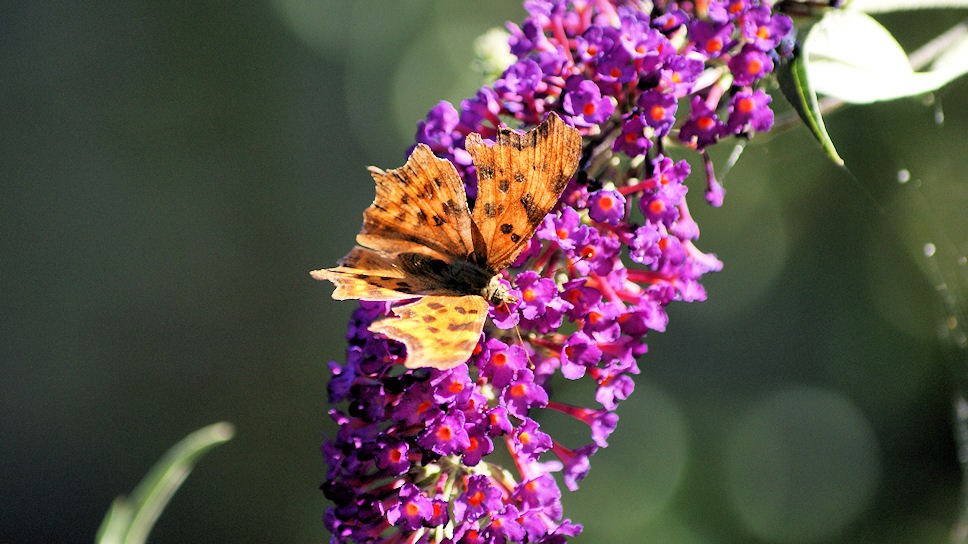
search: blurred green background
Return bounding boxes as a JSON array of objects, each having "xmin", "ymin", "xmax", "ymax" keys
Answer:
[{"xmin": 3, "ymin": 2, "xmax": 968, "ymax": 543}]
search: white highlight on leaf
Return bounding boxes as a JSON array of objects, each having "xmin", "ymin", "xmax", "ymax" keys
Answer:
[{"xmin": 805, "ymin": 11, "xmax": 968, "ymax": 103}]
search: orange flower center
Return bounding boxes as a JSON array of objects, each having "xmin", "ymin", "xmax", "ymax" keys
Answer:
[
  {"xmin": 436, "ymin": 426, "xmax": 452, "ymax": 441},
  {"xmin": 469, "ymin": 490, "xmax": 484, "ymax": 506}
]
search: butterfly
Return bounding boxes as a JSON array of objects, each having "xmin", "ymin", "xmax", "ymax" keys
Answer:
[{"xmin": 312, "ymin": 113, "xmax": 582, "ymax": 370}]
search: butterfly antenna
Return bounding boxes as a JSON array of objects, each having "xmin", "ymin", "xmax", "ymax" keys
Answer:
[
  {"xmin": 502, "ymin": 300, "xmax": 533, "ymax": 368},
  {"xmin": 546, "ymin": 253, "xmax": 588, "ymax": 280}
]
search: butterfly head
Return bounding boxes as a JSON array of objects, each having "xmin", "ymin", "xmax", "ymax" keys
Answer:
[{"xmin": 483, "ymin": 275, "xmax": 516, "ymax": 306}]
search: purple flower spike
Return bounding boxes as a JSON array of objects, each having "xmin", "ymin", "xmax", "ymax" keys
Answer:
[{"xmin": 319, "ymin": 1, "xmax": 793, "ymax": 541}]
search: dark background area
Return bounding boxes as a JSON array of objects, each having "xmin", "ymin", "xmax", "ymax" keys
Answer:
[{"xmin": 3, "ymin": 2, "xmax": 967, "ymax": 542}]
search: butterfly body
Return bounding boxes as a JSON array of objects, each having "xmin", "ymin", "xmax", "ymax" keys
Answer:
[{"xmin": 314, "ymin": 113, "xmax": 581, "ymax": 370}]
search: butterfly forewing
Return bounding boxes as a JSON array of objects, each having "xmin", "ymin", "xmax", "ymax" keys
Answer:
[
  {"xmin": 468, "ymin": 113, "xmax": 582, "ymax": 272},
  {"xmin": 358, "ymin": 144, "xmax": 476, "ymax": 261}
]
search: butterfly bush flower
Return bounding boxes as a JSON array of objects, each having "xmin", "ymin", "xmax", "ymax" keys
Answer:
[{"xmin": 320, "ymin": 1, "xmax": 792, "ymax": 542}]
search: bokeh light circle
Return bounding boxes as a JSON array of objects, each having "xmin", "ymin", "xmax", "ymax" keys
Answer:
[{"xmin": 724, "ymin": 386, "xmax": 880, "ymax": 543}]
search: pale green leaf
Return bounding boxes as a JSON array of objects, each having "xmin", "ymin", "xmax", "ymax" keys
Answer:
[
  {"xmin": 850, "ymin": 0, "xmax": 968, "ymax": 13},
  {"xmin": 96, "ymin": 422, "xmax": 235, "ymax": 544},
  {"xmin": 806, "ymin": 10, "xmax": 968, "ymax": 103}
]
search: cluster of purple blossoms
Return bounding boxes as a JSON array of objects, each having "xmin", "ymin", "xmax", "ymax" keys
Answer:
[{"xmin": 321, "ymin": 1, "xmax": 793, "ymax": 542}]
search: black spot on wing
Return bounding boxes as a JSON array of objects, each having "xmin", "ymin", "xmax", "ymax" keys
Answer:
[
  {"xmin": 499, "ymin": 223, "xmax": 513, "ymax": 234},
  {"xmin": 432, "ymin": 215, "xmax": 445, "ymax": 226},
  {"xmin": 443, "ymin": 199, "xmax": 459, "ymax": 216},
  {"xmin": 416, "ymin": 210, "xmax": 427, "ymax": 222},
  {"xmin": 448, "ymin": 321, "xmax": 476, "ymax": 331},
  {"xmin": 499, "ymin": 179, "xmax": 510, "ymax": 193},
  {"xmin": 454, "ymin": 306, "xmax": 467, "ymax": 314},
  {"xmin": 552, "ymin": 173, "xmax": 570, "ymax": 192},
  {"xmin": 483, "ymin": 202, "xmax": 496, "ymax": 217},
  {"xmin": 510, "ymin": 233, "xmax": 521, "ymax": 243},
  {"xmin": 426, "ymin": 301, "xmax": 445, "ymax": 310},
  {"xmin": 520, "ymin": 192, "xmax": 544, "ymax": 224},
  {"xmin": 514, "ymin": 172, "xmax": 526, "ymax": 184},
  {"xmin": 478, "ymin": 164, "xmax": 494, "ymax": 180}
]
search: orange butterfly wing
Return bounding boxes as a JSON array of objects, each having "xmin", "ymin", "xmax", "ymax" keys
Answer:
[
  {"xmin": 313, "ymin": 114, "xmax": 583, "ymax": 371},
  {"xmin": 468, "ymin": 112, "xmax": 582, "ymax": 271},
  {"xmin": 311, "ymin": 245, "xmax": 455, "ymax": 301},
  {"xmin": 357, "ymin": 144, "xmax": 476, "ymax": 261},
  {"xmin": 368, "ymin": 295, "xmax": 488, "ymax": 369}
]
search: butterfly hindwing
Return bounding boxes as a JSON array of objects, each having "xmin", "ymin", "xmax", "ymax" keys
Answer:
[
  {"xmin": 468, "ymin": 113, "xmax": 582, "ymax": 271},
  {"xmin": 368, "ymin": 295, "xmax": 488, "ymax": 369},
  {"xmin": 358, "ymin": 144, "xmax": 476, "ymax": 262}
]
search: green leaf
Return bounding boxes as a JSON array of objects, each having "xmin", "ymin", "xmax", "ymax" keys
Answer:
[
  {"xmin": 851, "ymin": 0, "xmax": 968, "ymax": 13},
  {"xmin": 806, "ymin": 10, "xmax": 968, "ymax": 103},
  {"xmin": 777, "ymin": 51, "xmax": 845, "ymax": 166},
  {"xmin": 96, "ymin": 422, "xmax": 235, "ymax": 544}
]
